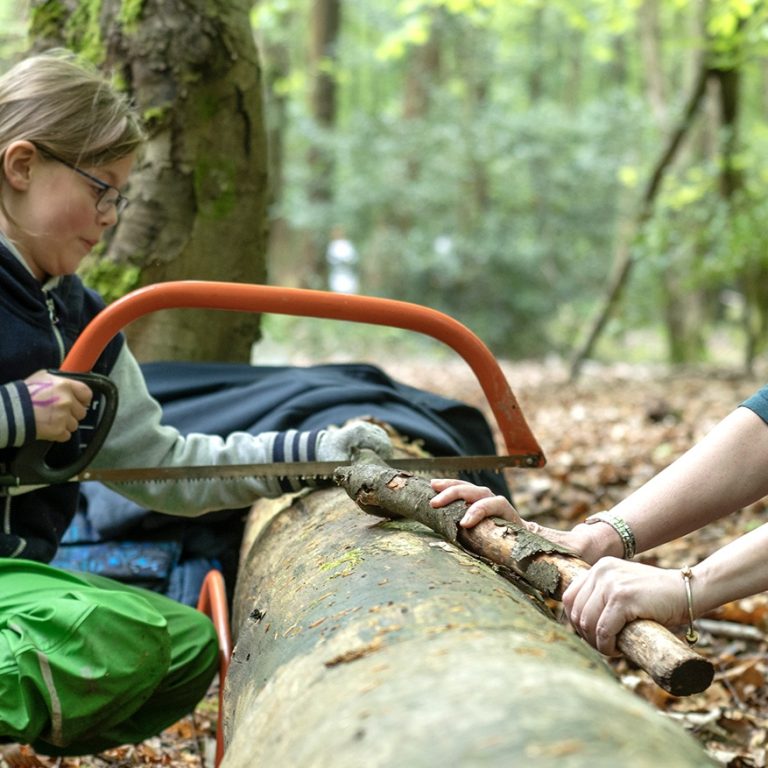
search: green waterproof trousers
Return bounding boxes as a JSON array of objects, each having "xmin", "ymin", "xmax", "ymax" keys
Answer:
[{"xmin": 0, "ymin": 559, "xmax": 218, "ymax": 756}]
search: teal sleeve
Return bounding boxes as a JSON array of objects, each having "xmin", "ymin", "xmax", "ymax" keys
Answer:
[{"xmin": 741, "ymin": 386, "xmax": 768, "ymax": 424}]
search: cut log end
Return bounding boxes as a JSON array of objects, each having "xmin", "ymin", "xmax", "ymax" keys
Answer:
[
  {"xmin": 666, "ymin": 657, "xmax": 716, "ymax": 697},
  {"xmin": 617, "ymin": 617, "xmax": 715, "ymax": 696}
]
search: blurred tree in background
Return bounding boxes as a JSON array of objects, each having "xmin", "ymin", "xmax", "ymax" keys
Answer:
[{"xmin": 3, "ymin": 0, "xmax": 768, "ymax": 369}]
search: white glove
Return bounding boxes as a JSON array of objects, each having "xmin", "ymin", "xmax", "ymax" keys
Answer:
[
  {"xmin": 264, "ymin": 421, "xmax": 393, "ymax": 495},
  {"xmin": 316, "ymin": 421, "xmax": 393, "ymax": 462}
]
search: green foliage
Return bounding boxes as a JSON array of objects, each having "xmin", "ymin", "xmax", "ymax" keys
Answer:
[
  {"xmin": 707, "ymin": 0, "xmax": 768, "ymax": 64},
  {"xmin": 276, "ymin": 36, "xmax": 650, "ymax": 355},
  {"xmin": 65, "ymin": 0, "xmax": 106, "ymax": 63},
  {"xmin": 260, "ymin": 313, "xmax": 454, "ymax": 362},
  {"xmin": 0, "ymin": 0, "xmax": 27, "ymax": 63},
  {"xmin": 256, "ymin": 0, "xmax": 768, "ymax": 363},
  {"xmin": 118, "ymin": 0, "xmax": 146, "ymax": 36},
  {"xmin": 79, "ymin": 257, "xmax": 141, "ymax": 305},
  {"xmin": 28, "ymin": 0, "xmax": 68, "ymax": 42},
  {"xmin": 5, "ymin": 0, "xmax": 768, "ymax": 363}
]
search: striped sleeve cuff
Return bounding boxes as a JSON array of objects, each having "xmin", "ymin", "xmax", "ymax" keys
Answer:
[
  {"xmin": 0, "ymin": 381, "xmax": 35, "ymax": 448},
  {"xmin": 267, "ymin": 428, "xmax": 324, "ymax": 493}
]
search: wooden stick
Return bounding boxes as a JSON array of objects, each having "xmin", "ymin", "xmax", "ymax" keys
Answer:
[{"xmin": 335, "ymin": 460, "xmax": 714, "ymax": 697}]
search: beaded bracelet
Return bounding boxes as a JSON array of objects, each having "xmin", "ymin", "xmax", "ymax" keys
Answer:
[
  {"xmin": 681, "ymin": 566, "xmax": 699, "ymax": 646},
  {"xmin": 585, "ymin": 511, "xmax": 637, "ymax": 560}
]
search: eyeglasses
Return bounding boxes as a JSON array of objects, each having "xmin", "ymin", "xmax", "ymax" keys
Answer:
[{"xmin": 35, "ymin": 145, "xmax": 130, "ymax": 216}]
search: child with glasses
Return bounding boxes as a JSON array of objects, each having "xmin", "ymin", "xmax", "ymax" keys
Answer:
[{"xmin": 0, "ymin": 49, "xmax": 392, "ymax": 759}]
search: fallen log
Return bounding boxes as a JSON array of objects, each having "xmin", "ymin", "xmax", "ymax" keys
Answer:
[
  {"xmin": 335, "ymin": 458, "xmax": 714, "ymax": 697},
  {"xmin": 222, "ymin": 482, "xmax": 715, "ymax": 767}
]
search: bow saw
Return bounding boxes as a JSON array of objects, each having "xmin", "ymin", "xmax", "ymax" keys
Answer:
[{"xmin": 1, "ymin": 282, "xmax": 545, "ymax": 489}]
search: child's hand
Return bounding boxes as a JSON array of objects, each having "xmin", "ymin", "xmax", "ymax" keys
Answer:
[
  {"xmin": 316, "ymin": 421, "xmax": 393, "ymax": 461},
  {"xmin": 24, "ymin": 370, "xmax": 93, "ymax": 442},
  {"xmin": 429, "ymin": 478, "xmax": 523, "ymax": 528}
]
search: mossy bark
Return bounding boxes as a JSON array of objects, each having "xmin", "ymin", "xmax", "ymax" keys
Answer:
[{"xmin": 222, "ymin": 486, "xmax": 715, "ymax": 767}]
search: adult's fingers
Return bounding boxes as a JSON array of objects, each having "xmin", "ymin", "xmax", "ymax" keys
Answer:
[
  {"xmin": 430, "ymin": 478, "xmax": 495, "ymax": 503},
  {"xmin": 429, "ymin": 479, "xmax": 520, "ymax": 527},
  {"xmin": 563, "ymin": 569, "xmax": 622, "ymax": 655}
]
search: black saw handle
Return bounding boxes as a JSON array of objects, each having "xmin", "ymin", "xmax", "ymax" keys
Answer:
[{"xmin": 1, "ymin": 371, "xmax": 118, "ymax": 487}]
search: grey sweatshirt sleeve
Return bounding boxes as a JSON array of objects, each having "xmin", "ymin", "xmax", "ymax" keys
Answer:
[{"xmin": 92, "ymin": 345, "xmax": 319, "ymax": 515}]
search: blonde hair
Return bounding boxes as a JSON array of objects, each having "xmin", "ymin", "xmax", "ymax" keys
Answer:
[{"xmin": 0, "ymin": 48, "xmax": 145, "ymax": 168}]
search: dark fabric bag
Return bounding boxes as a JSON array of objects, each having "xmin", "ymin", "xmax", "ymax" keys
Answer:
[{"xmin": 53, "ymin": 362, "xmax": 510, "ymax": 605}]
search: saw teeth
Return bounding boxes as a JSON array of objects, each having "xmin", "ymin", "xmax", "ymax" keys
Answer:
[{"xmin": 115, "ymin": 474, "xmax": 338, "ymax": 484}]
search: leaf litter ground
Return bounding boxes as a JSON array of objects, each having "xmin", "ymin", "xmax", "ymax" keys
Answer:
[{"xmin": 4, "ymin": 357, "xmax": 768, "ymax": 768}]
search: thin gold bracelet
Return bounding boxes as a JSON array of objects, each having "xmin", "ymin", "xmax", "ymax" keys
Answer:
[{"xmin": 681, "ymin": 566, "xmax": 699, "ymax": 646}]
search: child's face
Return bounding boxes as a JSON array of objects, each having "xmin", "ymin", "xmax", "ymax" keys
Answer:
[{"xmin": 2, "ymin": 145, "xmax": 135, "ymax": 280}]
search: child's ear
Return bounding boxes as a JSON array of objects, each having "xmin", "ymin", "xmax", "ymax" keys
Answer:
[{"xmin": 3, "ymin": 141, "xmax": 37, "ymax": 191}]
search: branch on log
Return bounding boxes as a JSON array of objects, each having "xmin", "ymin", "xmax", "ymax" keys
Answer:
[{"xmin": 335, "ymin": 458, "xmax": 714, "ymax": 697}]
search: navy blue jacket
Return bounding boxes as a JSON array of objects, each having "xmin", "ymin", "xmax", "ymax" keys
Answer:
[{"xmin": 0, "ymin": 240, "xmax": 123, "ymax": 561}]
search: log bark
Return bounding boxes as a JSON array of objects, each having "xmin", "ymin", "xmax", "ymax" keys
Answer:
[
  {"xmin": 222, "ymin": 483, "xmax": 715, "ymax": 767},
  {"xmin": 335, "ymin": 458, "xmax": 714, "ymax": 697}
]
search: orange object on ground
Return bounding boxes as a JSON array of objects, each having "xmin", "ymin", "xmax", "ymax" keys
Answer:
[{"xmin": 196, "ymin": 569, "xmax": 231, "ymax": 768}]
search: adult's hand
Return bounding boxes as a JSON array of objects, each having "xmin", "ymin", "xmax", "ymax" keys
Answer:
[
  {"xmin": 429, "ymin": 478, "xmax": 524, "ymax": 527},
  {"xmin": 562, "ymin": 557, "xmax": 688, "ymax": 656}
]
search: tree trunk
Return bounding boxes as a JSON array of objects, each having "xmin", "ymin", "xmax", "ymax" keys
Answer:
[
  {"xmin": 301, "ymin": 0, "xmax": 341, "ymax": 289},
  {"xmin": 638, "ymin": 0, "xmax": 667, "ymax": 126},
  {"xmin": 402, "ymin": 10, "xmax": 441, "ymax": 190},
  {"xmin": 31, "ymin": 0, "xmax": 269, "ymax": 362},
  {"xmin": 456, "ymin": 21, "xmax": 490, "ymax": 230},
  {"xmin": 222, "ymin": 485, "xmax": 715, "ymax": 767},
  {"xmin": 526, "ymin": 6, "xmax": 545, "ymax": 103},
  {"xmin": 662, "ymin": 270, "xmax": 708, "ymax": 364},
  {"xmin": 568, "ymin": 62, "xmax": 709, "ymax": 381},
  {"xmin": 257, "ymin": 8, "xmax": 300, "ymax": 289}
]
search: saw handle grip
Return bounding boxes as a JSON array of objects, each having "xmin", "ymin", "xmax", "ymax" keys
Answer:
[{"xmin": 7, "ymin": 371, "xmax": 119, "ymax": 486}]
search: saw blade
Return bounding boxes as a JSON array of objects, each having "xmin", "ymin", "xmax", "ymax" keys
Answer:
[{"xmin": 70, "ymin": 453, "xmax": 540, "ymax": 485}]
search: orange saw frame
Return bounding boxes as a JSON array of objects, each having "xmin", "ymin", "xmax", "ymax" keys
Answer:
[{"xmin": 62, "ymin": 281, "xmax": 546, "ymax": 465}]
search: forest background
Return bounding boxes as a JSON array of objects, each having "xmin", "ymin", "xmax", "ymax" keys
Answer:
[
  {"xmin": 4, "ymin": 3, "xmax": 768, "ymax": 766},
  {"xmin": 3, "ymin": 0, "xmax": 768, "ymax": 377}
]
